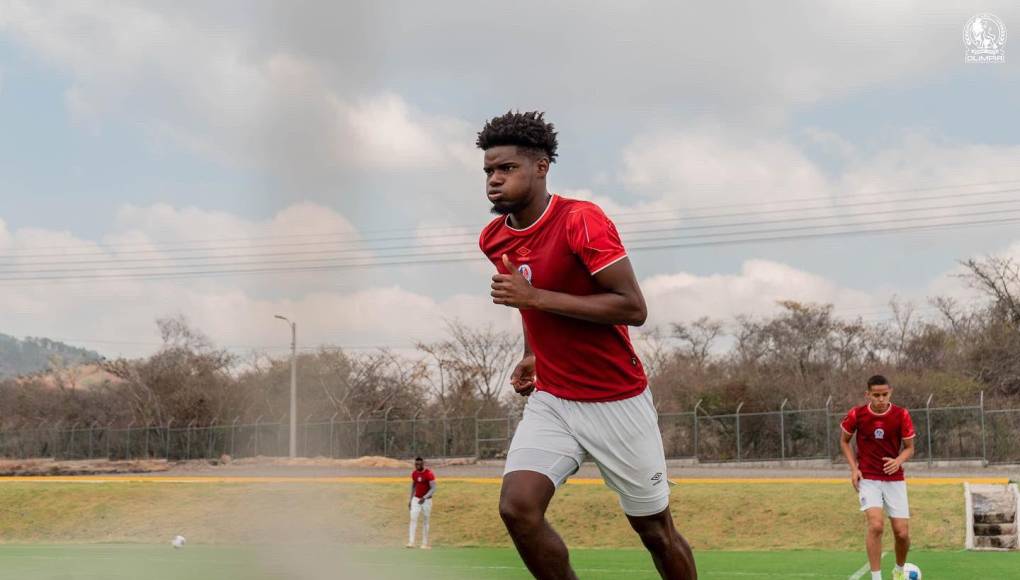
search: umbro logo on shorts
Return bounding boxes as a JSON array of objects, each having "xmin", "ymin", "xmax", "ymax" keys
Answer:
[{"xmin": 650, "ymin": 472, "xmax": 663, "ymax": 486}]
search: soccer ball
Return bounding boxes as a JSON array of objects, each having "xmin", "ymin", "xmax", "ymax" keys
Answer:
[
  {"xmin": 171, "ymin": 535, "xmax": 186, "ymax": 549},
  {"xmin": 903, "ymin": 563, "xmax": 921, "ymax": 579}
]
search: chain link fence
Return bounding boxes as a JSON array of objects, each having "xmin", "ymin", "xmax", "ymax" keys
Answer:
[{"xmin": 2, "ymin": 395, "xmax": 1018, "ymax": 465}]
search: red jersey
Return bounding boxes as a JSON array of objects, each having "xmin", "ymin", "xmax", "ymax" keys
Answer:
[
  {"xmin": 411, "ymin": 468, "xmax": 435, "ymax": 498},
  {"xmin": 840, "ymin": 403, "xmax": 916, "ymax": 481},
  {"xmin": 479, "ymin": 195, "xmax": 647, "ymax": 402}
]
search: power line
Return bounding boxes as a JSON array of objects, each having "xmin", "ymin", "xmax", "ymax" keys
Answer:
[
  {"xmin": 5, "ymin": 187, "xmax": 1019, "ymax": 267},
  {"xmin": 0, "ymin": 212, "xmax": 1017, "ymax": 285},
  {"xmin": 4, "ymin": 180, "xmax": 1020, "ymax": 258}
]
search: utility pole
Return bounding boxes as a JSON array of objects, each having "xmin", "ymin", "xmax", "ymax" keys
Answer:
[{"xmin": 275, "ymin": 315, "xmax": 298, "ymax": 458}]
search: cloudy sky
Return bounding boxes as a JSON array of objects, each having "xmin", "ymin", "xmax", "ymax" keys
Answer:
[{"xmin": 1, "ymin": 1, "xmax": 1019, "ymax": 359}]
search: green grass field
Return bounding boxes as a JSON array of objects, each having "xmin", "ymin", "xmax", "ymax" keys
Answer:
[
  {"xmin": 0, "ymin": 481, "xmax": 969, "ymax": 549},
  {"xmin": 1, "ymin": 478, "xmax": 1016, "ymax": 578},
  {"xmin": 1, "ymin": 545, "xmax": 1018, "ymax": 579}
]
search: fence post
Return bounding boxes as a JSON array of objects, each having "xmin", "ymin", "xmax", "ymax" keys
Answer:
[
  {"xmin": 824, "ymin": 396, "xmax": 833, "ymax": 462},
  {"xmin": 779, "ymin": 399, "xmax": 788, "ymax": 463},
  {"xmin": 144, "ymin": 421, "xmax": 152, "ymax": 459},
  {"xmin": 88, "ymin": 422, "xmax": 97, "ymax": 459},
  {"xmin": 925, "ymin": 394, "xmax": 934, "ymax": 467},
  {"xmin": 69, "ymin": 422, "xmax": 80, "ymax": 459},
  {"xmin": 329, "ymin": 412, "xmax": 339, "ymax": 458},
  {"xmin": 735, "ymin": 402, "xmax": 745, "ymax": 463},
  {"xmin": 125, "ymin": 420, "xmax": 135, "ymax": 460},
  {"xmin": 254, "ymin": 416, "xmax": 264, "ymax": 457},
  {"xmin": 51, "ymin": 420, "xmax": 62, "ymax": 459},
  {"xmin": 442, "ymin": 414, "xmax": 449, "ymax": 458},
  {"xmin": 105, "ymin": 420, "xmax": 115, "ymax": 459},
  {"xmin": 693, "ymin": 399, "xmax": 703, "ymax": 460},
  {"xmin": 410, "ymin": 410, "xmax": 421, "ymax": 456},
  {"xmin": 165, "ymin": 418, "xmax": 174, "ymax": 462},
  {"xmin": 230, "ymin": 417, "xmax": 239, "ymax": 457},
  {"xmin": 35, "ymin": 419, "xmax": 47, "ymax": 458},
  {"xmin": 979, "ymin": 391, "xmax": 987, "ymax": 466},
  {"xmin": 277, "ymin": 414, "xmax": 288, "ymax": 457},
  {"xmin": 355, "ymin": 411, "xmax": 364, "ymax": 458},
  {"xmin": 302, "ymin": 413, "xmax": 315, "ymax": 458},
  {"xmin": 207, "ymin": 416, "xmax": 219, "ymax": 459},
  {"xmin": 383, "ymin": 407, "xmax": 394, "ymax": 458},
  {"xmin": 474, "ymin": 407, "xmax": 483, "ymax": 459},
  {"xmin": 185, "ymin": 420, "xmax": 197, "ymax": 460}
]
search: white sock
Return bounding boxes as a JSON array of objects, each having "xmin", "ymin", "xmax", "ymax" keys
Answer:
[
  {"xmin": 893, "ymin": 565, "xmax": 903, "ymax": 571},
  {"xmin": 871, "ymin": 572, "xmax": 882, "ymax": 580}
]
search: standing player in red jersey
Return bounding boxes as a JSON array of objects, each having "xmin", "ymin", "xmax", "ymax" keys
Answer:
[
  {"xmin": 407, "ymin": 457, "xmax": 436, "ymax": 549},
  {"xmin": 839, "ymin": 375, "xmax": 916, "ymax": 580},
  {"xmin": 476, "ymin": 111, "xmax": 696, "ymax": 580}
]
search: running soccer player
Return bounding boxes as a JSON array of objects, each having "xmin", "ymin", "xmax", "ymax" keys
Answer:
[
  {"xmin": 477, "ymin": 111, "xmax": 696, "ymax": 580},
  {"xmin": 407, "ymin": 456, "xmax": 436, "ymax": 549},
  {"xmin": 839, "ymin": 375, "xmax": 916, "ymax": 580}
]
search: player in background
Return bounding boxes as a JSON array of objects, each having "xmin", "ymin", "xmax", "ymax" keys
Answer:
[
  {"xmin": 477, "ymin": 110, "xmax": 696, "ymax": 580},
  {"xmin": 407, "ymin": 456, "xmax": 436, "ymax": 549},
  {"xmin": 839, "ymin": 375, "xmax": 916, "ymax": 580}
]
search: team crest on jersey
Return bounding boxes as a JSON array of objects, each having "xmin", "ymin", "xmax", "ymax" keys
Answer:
[
  {"xmin": 874, "ymin": 428, "xmax": 885, "ymax": 440},
  {"xmin": 518, "ymin": 264, "xmax": 533, "ymax": 284}
]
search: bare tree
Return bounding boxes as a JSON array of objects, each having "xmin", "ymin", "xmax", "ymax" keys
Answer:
[
  {"xmin": 960, "ymin": 256, "xmax": 1020, "ymax": 326},
  {"xmin": 671, "ymin": 317, "xmax": 723, "ymax": 369}
]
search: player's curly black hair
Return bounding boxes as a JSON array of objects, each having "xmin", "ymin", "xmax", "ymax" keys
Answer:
[{"xmin": 476, "ymin": 110, "xmax": 558, "ymax": 163}]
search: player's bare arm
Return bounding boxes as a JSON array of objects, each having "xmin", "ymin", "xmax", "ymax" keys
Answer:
[
  {"xmin": 421, "ymin": 480, "xmax": 436, "ymax": 504},
  {"xmin": 839, "ymin": 430, "xmax": 862, "ymax": 491},
  {"xmin": 883, "ymin": 437, "xmax": 915, "ymax": 475},
  {"xmin": 509, "ymin": 318, "xmax": 536, "ymax": 397},
  {"xmin": 491, "ymin": 254, "xmax": 647, "ymax": 326}
]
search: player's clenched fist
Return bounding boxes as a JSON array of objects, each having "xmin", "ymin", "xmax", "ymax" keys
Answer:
[{"xmin": 491, "ymin": 254, "xmax": 538, "ymax": 309}]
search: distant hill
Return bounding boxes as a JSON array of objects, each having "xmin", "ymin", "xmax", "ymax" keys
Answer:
[{"xmin": 0, "ymin": 334, "xmax": 103, "ymax": 379}]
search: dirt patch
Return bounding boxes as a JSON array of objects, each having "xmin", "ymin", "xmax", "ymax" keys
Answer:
[{"xmin": 0, "ymin": 458, "xmax": 171, "ymax": 476}]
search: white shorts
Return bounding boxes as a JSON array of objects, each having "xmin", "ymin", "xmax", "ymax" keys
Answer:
[
  {"xmin": 504, "ymin": 388, "xmax": 670, "ymax": 517},
  {"xmin": 410, "ymin": 498, "xmax": 432, "ymax": 518},
  {"xmin": 859, "ymin": 479, "xmax": 909, "ymax": 518}
]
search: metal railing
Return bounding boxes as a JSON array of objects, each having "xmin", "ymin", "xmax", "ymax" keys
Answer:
[{"xmin": 1, "ymin": 393, "xmax": 1018, "ymax": 465}]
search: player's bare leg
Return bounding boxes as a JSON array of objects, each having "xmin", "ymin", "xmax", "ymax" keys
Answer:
[
  {"xmin": 499, "ymin": 470, "xmax": 578, "ymax": 580},
  {"xmin": 865, "ymin": 508, "xmax": 885, "ymax": 573},
  {"xmin": 890, "ymin": 517, "xmax": 910, "ymax": 567},
  {"xmin": 627, "ymin": 507, "xmax": 697, "ymax": 579}
]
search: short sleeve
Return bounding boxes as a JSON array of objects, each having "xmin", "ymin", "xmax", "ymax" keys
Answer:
[
  {"xmin": 840, "ymin": 408, "xmax": 857, "ymax": 435},
  {"xmin": 901, "ymin": 410, "xmax": 916, "ymax": 439},
  {"xmin": 565, "ymin": 203, "xmax": 628, "ymax": 275}
]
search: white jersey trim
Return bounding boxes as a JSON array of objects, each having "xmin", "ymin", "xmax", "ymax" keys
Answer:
[{"xmin": 591, "ymin": 253, "xmax": 628, "ymax": 275}]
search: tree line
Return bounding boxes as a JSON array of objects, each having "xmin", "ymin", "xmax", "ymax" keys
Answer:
[{"xmin": 1, "ymin": 256, "xmax": 1018, "ymax": 429}]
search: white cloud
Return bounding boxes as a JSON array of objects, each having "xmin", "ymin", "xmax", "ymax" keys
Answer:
[
  {"xmin": 619, "ymin": 127, "xmax": 833, "ymax": 207},
  {"xmin": 642, "ymin": 259, "xmax": 880, "ymax": 328},
  {"xmin": 0, "ymin": 202, "xmax": 510, "ymax": 359},
  {"xmin": 0, "ymin": 2, "xmax": 474, "ymax": 177}
]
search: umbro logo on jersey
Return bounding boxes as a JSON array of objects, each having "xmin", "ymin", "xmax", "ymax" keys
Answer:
[
  {"xmin": 650, "ymin": 472, "xmax": 663, "ymax": 486},
  {"xmin": 516, "ymin": 247, "xmax": 531, "ymax": 256}
]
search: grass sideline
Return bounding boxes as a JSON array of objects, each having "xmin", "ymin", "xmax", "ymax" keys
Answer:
[
  {"xmin": 1, "ymin": 545, "xmax": 1018, "ymax": 580},
  {"xmin": 0, "ymin": 480, "xmax": 968, "ymax": 550}
]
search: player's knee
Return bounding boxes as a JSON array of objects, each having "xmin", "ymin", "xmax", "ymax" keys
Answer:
[
  {"xmin": 893, "ymin": 526, "xmax": 909, "ymax": 542},
  {"xmin": 498, "ymin": 494, "xmax": 542, "ymax": 531},
  {"xmin": 867, "ymin": 521, "xmax": 884, "ymax": 536}
]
